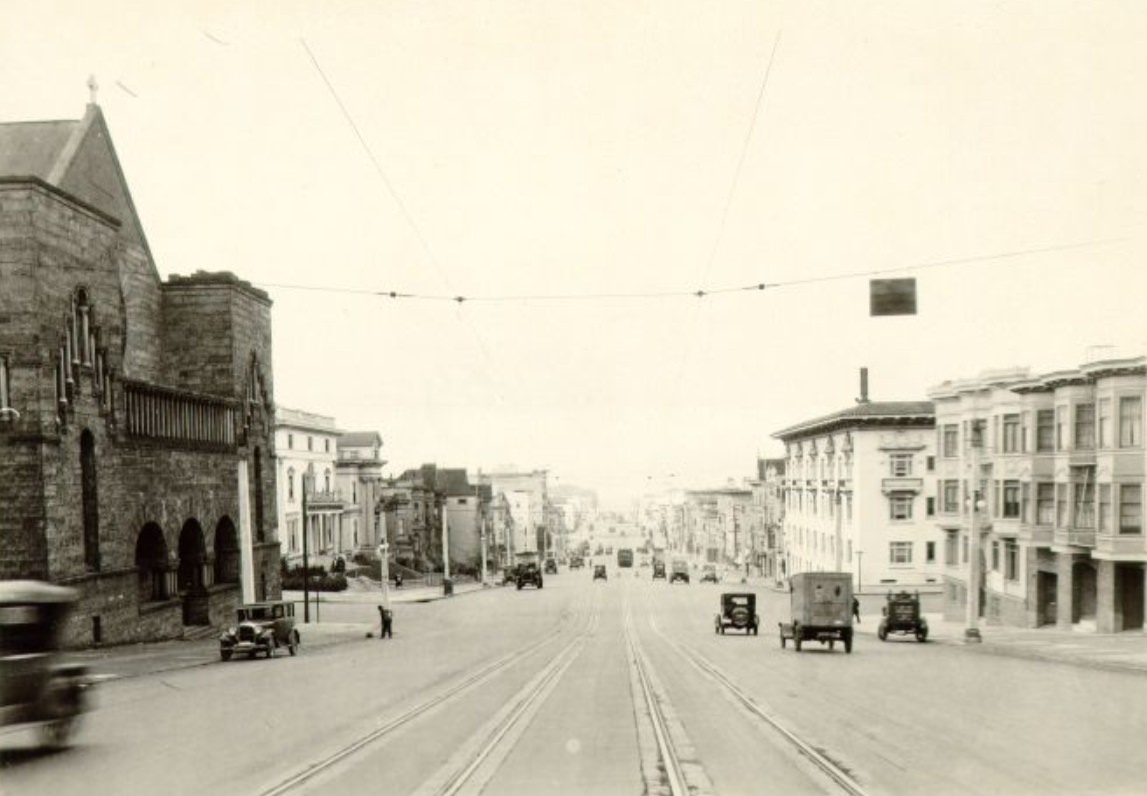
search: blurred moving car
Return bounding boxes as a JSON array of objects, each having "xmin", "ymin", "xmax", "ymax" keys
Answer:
[
  {"xmin": 569, "ymin": 556, "xmax": 585, "ymax": 570},
  {"xmin": 544, "ymin": 558, "xmax": 558, "ymax": 575},
  {"xmin": 593, "ymin": 564, "xmax": 608, "ymax": 581},
  {"xmin": 715, "ymin": 593, "xmax": 760, "ymax": 635},
  {"xmin": 0, "ymin": 581, "xmax": 91, "ymax": 748},
  {"xmin": 700, "ymin": 564, "xmax": 719, "ymax": 584},
  {"xmin": 669, "ymin": 560, "xmax": 690, "ymax": 584},
  {"xmin": 652, "ymin": 560, "xmax": 667, "ymax": 580},
  {"xmin": 220, "ymin": 600, "xmax": 300, "ymax": 660}
]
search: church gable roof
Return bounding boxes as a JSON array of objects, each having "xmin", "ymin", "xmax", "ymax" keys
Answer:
[{"xmin": 0, "ymin": 102, "xmax": 156, "ymax": 274}]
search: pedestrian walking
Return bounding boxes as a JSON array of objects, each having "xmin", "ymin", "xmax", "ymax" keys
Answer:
[
  {"xmin": 852, "ymin": 597, "xmax": 861, "ymax": 623},
  {"xmin": 378, "ymin": 605, "xmax": 393, "ymax": 639}
]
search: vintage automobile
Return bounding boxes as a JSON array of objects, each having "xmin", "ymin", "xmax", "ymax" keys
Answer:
[
  {"xmin": 669, "ymin": 560, "xmax": 690, "ymax": 584},
  {"xmin": 715, "ymin": 593, "xmax": 760, "ymax": 635},
  {"xmin": 700, "ymin": 564, "xmax": 720, "ymax": 584},
  {"xmin": 544, "ymin": 558, "xmax": 558, "ymax": 575},
  {"xmin": 593, "ymin": 564, "xmax": 608, "ymax": 581},
  {"xmin": 0, "ymin": 581, "xmax": 92, "ymax": 748},
  {"xmin": 878, "ymin": 590, "xmax": 929, "ymax": 642},
  {"xmin": 517, "ymin": 562, "xmax": 544, "ymax": 590},
  {"xmin": 219, "ymin": 600, "xmax": 300, "ymax": 661},
  {"xmin": 569, "ymin": 556, "xmax": 585, "ymax": 570},
  {"xmin": 502, "ymin": 564, "xmax": 520, "ymax": 585},
  {"xmin": 779, "ymin": 572, "xmax": 853, "ymax": 653},
  {"xmin": 652, "ymin": 560, "xmax": 667, "ymax": 580}
]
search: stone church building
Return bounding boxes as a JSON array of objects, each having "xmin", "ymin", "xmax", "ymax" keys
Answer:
[{"xmin": 0, "ymin": 98, "xmax": 281, "ymax": 647}]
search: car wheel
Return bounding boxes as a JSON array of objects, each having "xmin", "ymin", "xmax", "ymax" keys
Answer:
[
  {"xmin": 221, "ymin": 649, "xmax": 233, "ymax": 662},
  {"xmin": 845, "ymin": 632, "xmax": 853, "ymax": 654},
  {"xmin": 39, "ymin": 717, "xmax": 77, "ymax": 749},
  {"xmin": 878, "ymin": 625, "xmax": 888, "ymax": 641},
  {"xmin": 794, "ymin": 635, "xmax": 802, "ymax": 652},
  {"xmin": 916, "ymin": 629, "xmax": 928, "ymax": 643},
  {"xmin": 289, "ymin": 631, "xmax": 299, "ymax": 655},
  {"xmin": 780, "ymin": 632, "xmax": 786, "ymax": 649},
  {"xmin": 517, "ymin": 581, "xmax": 523, "ymax": 590}
]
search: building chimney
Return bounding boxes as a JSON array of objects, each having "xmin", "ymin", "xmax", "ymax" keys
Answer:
[{"xmin": 857, "ymin": 367, "xmax": 870, "ymax": 404}]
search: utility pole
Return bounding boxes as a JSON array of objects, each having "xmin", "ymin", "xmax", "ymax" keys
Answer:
[
  {"xmin": 965, "ymin": 424, "xmax": 983, "ymax": 644},
  {"xmin": 301, "ymin": 473, "xmax": 310, "ymax": 623}
]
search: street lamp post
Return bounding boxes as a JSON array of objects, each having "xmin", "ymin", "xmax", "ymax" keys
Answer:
[
  {"xmin": 855, "ymin": 550, "xmax": 863, "ymax": 593},
  {"xmin": 966, "ymin": 428, "xmax": 984, "ymax": 644}
]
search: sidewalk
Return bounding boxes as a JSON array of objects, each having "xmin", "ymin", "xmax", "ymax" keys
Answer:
[
  {"xmin": 70, "ymin": 579, "xmax": 493, "ymax": 682},
  {"xmin": 855, "ymin": 609, "xmax": 1147, "ymax": 675}
]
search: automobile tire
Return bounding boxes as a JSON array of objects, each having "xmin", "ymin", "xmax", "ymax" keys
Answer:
[
  {"xmin": 916, "ymin": 630, "xmax": 928, "ymax": 643},
  {"xmin": 780, "ymin": 632, "xmax": 786, "ymax": 649},
  {"xmin": 517, "ymin": 581, "xmax": 523, "ymax": 590},
  {"xmin": 289, "ymin": 632, "xmax": 299, "ymax": 655},
  {"xmin": 845, "ymin": 633, "xmax": 853, "ymax": 654},
  {"xmin": 221, "ymin": 649, "xmax": 233, "ymax": 662},
  {"xmin": 39, "ymin": 717, "xmax": 76, "ymax": 749},
  {"xmin": 878, "ymin": 626, "xmax": 887, "ymax": 641},
  {"xmin": 794, "ymin": 635, "xmax": 802, "ymax": 652}
]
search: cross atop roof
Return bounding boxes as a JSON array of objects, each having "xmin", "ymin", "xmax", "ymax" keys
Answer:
[{"xmin": 87, "ymin": 75, "xmax": 99, "ymax": 105}]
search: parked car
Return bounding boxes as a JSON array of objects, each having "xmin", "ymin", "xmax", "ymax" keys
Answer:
[
  {"xmin": 779, "ymin": 572, "xmax": 853, "ymax": 653},
  {"xmin": 0, "ymin": 581, "xmax": 92, "ymax": 748},
  {"xmin": 502, "ymin": 564, "xmax": 520, "ymax": 585},
  {"xmin": 700, "ymin": 564, "xmax": 719, "ymax": 584},
  {"xmin": 219, "ymin": 600, "xmax": 300, "ymax": 661},
  {"xmin": 544, "ymin": 558, "xmax": 558, "ymax": 575},
  {"xmin": 652, "ymin": 560, "xmax": 667, "ymax": 580},
  {"xmin": 715, "ymin": 593, "xmax": 760, "ymax": 635},
  {"xmin": 593, "ymin": 564, "xmax": 608, "ymax": 581},
  {"xmin": 517, "ymin": 562, "xmax": 544, "ymax": 590},
  {"xmin": 669, "ymin": 560, "xmax": 690, "ymax": 584},
  {"xmin": 878, "ymin": 590, "xmax": 929, "ymax": 642}
]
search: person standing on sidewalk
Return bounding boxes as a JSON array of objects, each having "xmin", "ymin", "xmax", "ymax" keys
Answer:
[
  {"xmin": 852, "ymin": 597, "xmax": 861, "ymax": 623},
  {"xmin": 377, "ymin": 605, "xmax": 393, "ymax": 639}
]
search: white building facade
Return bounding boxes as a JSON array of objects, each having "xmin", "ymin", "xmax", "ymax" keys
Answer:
[
  {"xmin": 274, "ymin": 407, "xmax": 344, "ymax": 561},
  {"xmin": 774, "ymin": 401, "xmax": 942, "ymax": 591}
]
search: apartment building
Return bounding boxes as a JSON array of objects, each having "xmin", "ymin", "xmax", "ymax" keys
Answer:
[
  {"xmin": 773, "ymin": 400, "xmax": 941, "ymax": 590},
  {"xmin": 930, "ymin": 356, "xmax": 1146, "ymax": 632}
]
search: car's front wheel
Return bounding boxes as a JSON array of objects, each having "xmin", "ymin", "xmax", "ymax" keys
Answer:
[
  {"xmin": 288, "ymin": 631, "xmax": 299, "ymax": 655},
  {"xmin": 220, "ymin": 649, "xmax": 233, "ymax": 662}
]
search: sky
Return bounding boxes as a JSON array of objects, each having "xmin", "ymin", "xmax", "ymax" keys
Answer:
[{"xmin": 4, "ymin": 1, "xmax": 1146, "ymax": 506}]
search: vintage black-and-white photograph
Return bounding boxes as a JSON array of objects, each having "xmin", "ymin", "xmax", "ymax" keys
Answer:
[{"xmin": 2, "ymin": 2, "xmax": 1146, "ymax": 794}]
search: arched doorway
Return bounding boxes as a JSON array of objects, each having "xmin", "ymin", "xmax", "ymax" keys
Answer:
[
  {"xmin": 135, "ymin": 523, "xmax": 169, "ymax": 604},
  {"xmin": 178, "ymin": 519, "xmax": 209, "ymax": 626},
  {"xmin": 1072, "ymin": 561, "xmax": 1098, "ymax": 626},
  {"xmin": 214, "ymin": 517, "xmax": 240, "ymax": 586}
]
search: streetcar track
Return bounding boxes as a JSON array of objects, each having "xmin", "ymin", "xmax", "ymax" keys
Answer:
[
  {"xmin": 259, "ymin": 591, "xmax": 598, "ymax": 796},
  {"xmin": 645, "ymin": 609, "xmax": 871, "ymax": 796}
]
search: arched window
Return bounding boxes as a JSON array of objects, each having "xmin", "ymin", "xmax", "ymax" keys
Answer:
[
  {"xmin": 253, "ymin": 447, "xmax": 265, "ymax": 542},
  {"xmin": 214, "ymin": 517, "xmax": 240, "ymax": 584},
  {"xmin": 81, "ymin": 429, "xmax": 100, "ymax": 570}
]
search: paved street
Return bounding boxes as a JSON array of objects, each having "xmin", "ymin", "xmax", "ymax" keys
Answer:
[{"xmin": 3, "ymin": 570, "xmax": 1147, "ymax": 796}]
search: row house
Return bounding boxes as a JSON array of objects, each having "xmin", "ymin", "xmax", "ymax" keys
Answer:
[
  {"xmin": 773, "ymin": 396, "xmax": 941, "ymax": 590},
  {"xmin": 750, "ymin": 458, "xmax": 786, "ymax": 581},
  {"xmin": 930, "ymin": 356, "xmax": 1146, "ymax": 632},
  {"xmin": 0, "ymin": 101, "xmax": 279, "ymax": 646},
  {"xmin": 479, "ymin": 469, "xmax": 551, "ymax": 558}
]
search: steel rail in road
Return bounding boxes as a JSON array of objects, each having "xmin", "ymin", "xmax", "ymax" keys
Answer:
[
  {"xmin": 258, "ymin": 591, "xmax": 597, "ymax": 796},
  {"xmin": 432, "ymin": 602, "xmax": 599, "ymax": 796},
  {"xmin": 645, "ymin": 609, "xmax": 871, "ymax": 796},
  {"xmin": 623, "ymin": 602, "xmax": 694, "ymax": 796}
]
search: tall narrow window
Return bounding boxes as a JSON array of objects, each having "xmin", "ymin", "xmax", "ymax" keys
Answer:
[
  {"xmin": 0, "ymin": 354, "xmax": 10, "ymax": 411},
  {"xmin": 1002, "ymin": 414, "xmax": 1021, "ymax": 453},
  {"xmin": 80, "ymin": 429, "xmax": 100, "ymax": 570},
  {"xmin": 1003, "ymin": 481, "xmax": 1020, "ymax": 518},
  {"xmin": 1119, "ymin": 484, "xmax": 1141, "ymax": 534},
  {"xmin": 1098, "ymin": 484, "xmax": 1112, "ymax": 533},
  {"xmin": 1036, "ymin": 410, "xmax": 1055, "ymax": 452},
  {"xmin": 253, "ymin": 447, "xmax": 265, "ymax": 542},
  {"xmin": 1098, "ymin": 399, "xmax": 1112, "ymax": 448},
  {"xmin": 1055, "ymin": 406, "xmax": 1067, "ymax": 451},
  {"xmin": 1074, "ymin": 403, "xmax": 1095, "ymax": 450},
  {"xmin": 1037, "ymin": 483, "xmax": 1055, "ymax": 525},
  {"xmin": 1119, "ymin": 397, "xmax": 1142, "ymax": 448}
]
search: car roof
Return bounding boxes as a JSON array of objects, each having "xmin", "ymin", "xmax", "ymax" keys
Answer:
[
  {"xmin": 721, "ymin": 592, "xmax": 754, "ymax": 599},
  {"xmin": 0, "ymin": 580, "xmax": 79, "ymax": 605}
]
